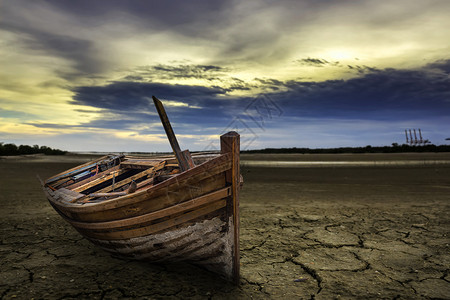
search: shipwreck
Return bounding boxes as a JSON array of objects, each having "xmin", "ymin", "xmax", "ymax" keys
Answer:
[{"xmin": 40, "ymin": 96, "xmax": 242, "ymax": 282}]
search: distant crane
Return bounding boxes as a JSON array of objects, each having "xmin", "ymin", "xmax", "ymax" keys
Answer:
[
  {"xmin": 404, "ymin": 128, "xmax": 430, "ymax": 146},
  {"xmin": 418, "ymin": 129, "xmax": 430, "ymax": 144}
]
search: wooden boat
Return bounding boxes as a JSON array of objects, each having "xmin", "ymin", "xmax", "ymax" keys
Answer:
[{"xmin": 40, "ymin": 96, "xmax": 242, "ymax": 282}]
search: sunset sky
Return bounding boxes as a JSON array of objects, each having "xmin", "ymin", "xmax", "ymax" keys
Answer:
[{"xmin": 1, "ymin": 0, "xmax": 449, "ymax": 152}]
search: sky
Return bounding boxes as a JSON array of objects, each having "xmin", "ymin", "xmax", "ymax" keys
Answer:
[{"xmin": 1, "ymin": 0, "xmax": 449, "ymax": 152}]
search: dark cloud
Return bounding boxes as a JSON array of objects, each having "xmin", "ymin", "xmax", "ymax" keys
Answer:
[
  {"xmin": 153, "ymin": 64, "xmax": 223, "ymax": 74},
  {"xmin": 295, "ymin": 58, "xmax": 340, "ymax": 67},
  {"xmin": 40, "ymin": 0, "xmax": 229, "ymax": 34},
  {"xmin": 0, "ymin": 21, "xmax": 101, "ymax": 78},
  {"xmin": 274, "ymin": 66, "xmax": 450, "ymax": 120},
  {"xmin": 347, "ymin": 64, "xmax": 378, "ymax": 74},
  {"xmin": 67, "ymin": 81, "xmax": 248, "ymax": 134},
  {"xmin": 425, "ymin": 59, "xmax": 450, "ymax": 74},
  {"xmin": 295, "ymin": 58, "xmax": 378, "ymax": 75},
  {"xmin": 129, "ymin": 64, "xmax": 227, "ymax": 81},
  {"xmin": 124, "ymin": 64, "xmax": 257, "ymax": 92},
  {"xmin": 71, "ymin": 81, "xmax": 226, "ymax": 111},
  {"xmin": 63, "ymin": 60, "xmax": 450, "ymax": 132}
]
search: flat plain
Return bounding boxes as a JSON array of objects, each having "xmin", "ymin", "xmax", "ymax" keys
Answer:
[{"xmin": 1, "ymin": 153, "xmax": 449, "ymax": 299}]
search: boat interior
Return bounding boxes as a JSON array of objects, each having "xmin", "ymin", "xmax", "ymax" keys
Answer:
[{"xmin": 44, "ymin": 153, "xmax": 219, "ymax": 204}]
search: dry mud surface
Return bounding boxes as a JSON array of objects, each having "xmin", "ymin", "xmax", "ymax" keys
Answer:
[{"xmin": 1, "ymin": 153, "xmax": 450, "ymax": 299}]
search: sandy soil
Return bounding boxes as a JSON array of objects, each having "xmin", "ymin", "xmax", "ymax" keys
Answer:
[{"xmin": 1, "ymin": 154, "xmax": 449, "ymax": 299}]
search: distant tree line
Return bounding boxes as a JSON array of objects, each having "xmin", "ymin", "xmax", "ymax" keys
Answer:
[
  {"xmin": 0, "ymin": 142, "xmax": 67, "ymax": 156},
  {"xmin": 243, "ymin": 144, "xmax": 450, "ymax": 154}
]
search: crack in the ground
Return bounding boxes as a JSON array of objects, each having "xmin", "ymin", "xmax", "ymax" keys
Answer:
[
  {"xmin": 415, "ymin": 213, "xmax": 430, "ymax": 222},
  {"xmin": 46, "ymin": 250, "xmax": 75, "ymax": 259},
  {"xmin": 324, "ymin": 224, "xmax": 343, "ymax": 231},
  {"xmin": 290, "ymin": 257, "xmax": 322, "ymax": 296},
  {"xmin": 410, "ymin": 284, "xmax": 418, "ymax": 295},
  {"xmin": 349, "ymin": 251, "xmax": 371, "ymax": 271},
  {"xmin": 357, "ymin": 234, "xmax": 365, "ymax": 248},
  {"xmin": 243, "ymin": 238, "xmax": 268, "ymax": 251},
  {"xmin": 441, "ymin": 270, "xmax": 449, "ymax": 283},
  {"xmin": 375, "ymin": 228, "xmax": 390, "ymax": 234},
  {"xmin": 242, "ymin": 277, "xmax": 270, "ymax": 295},
  {"xmin": 418, "ymin": 276, "xmax": 449, "ymax": 283},
  {"xmin": 22, "ymin": 265, "xmax": 34, "ymax": 283},
  {"xmin": 307, "ymin": 237, "xmax": 360, "ymax": 249},
  {"xmin": 411, "ymin": 224, "xmax": 428, "ymax": 230}
]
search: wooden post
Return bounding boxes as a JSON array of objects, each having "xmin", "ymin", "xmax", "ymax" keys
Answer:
[
  {"xmin": 220, "ymin": 131, "xmax": 240, "ymax": 284},
  {"xmin": 152, "ymin": 96, "xmax": 191, "ymax": 172}
]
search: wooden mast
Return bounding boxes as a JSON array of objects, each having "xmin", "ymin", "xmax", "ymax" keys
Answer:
[{"xmin": 152, "ymin": 95, "xmax": 194, "ymax": 172}]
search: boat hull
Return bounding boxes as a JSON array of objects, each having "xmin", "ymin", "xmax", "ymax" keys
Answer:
[{"xmin": 43, "ymin": 132, "xmax": 241, "ymax": 282}]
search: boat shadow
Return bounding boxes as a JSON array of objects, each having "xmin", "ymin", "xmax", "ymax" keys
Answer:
[{"xmin": 101, "ymin": 258, "xmax": 239, "ymax": 296}]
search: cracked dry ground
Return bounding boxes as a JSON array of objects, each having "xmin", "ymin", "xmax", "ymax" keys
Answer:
[{"xmin": 1, "ymin": 157, "xmax": 450, "ymax": 299}]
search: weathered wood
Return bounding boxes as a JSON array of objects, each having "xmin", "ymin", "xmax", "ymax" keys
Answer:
[
  {"xmin": 73, "ymin": 171, "xmax": 226, "ymax": 222},
  {"xmin": 154, "ymin": 174, "xmax": 175, "ymax": 182},
  {"xmin": 165, "ymin": 163, "xmax": 179, "ymax": 167},
  {"xmin": 120, "ymin": 159, "xmax": 165, "ymax": 169},
  {"xmin": 220, "ymin": 131, "xmax": 240, "ymax": 283},
  {"xmin": 53, "ymin": 188, "xmax": 84, "ymax": 203},
  {"xmin": 45, "ymin": 155, "xmax": 109, "ymax": 185},
  {"xmin": 68, "ymin": 187, "xmax": 231, "ymax": 230},
  {"xmin": 72, "ymin": 167, "xmax": 128, "ymax": 193},
  {"xmin": 135, "ymin": 177, "xmax": 155, "ymax": 190},
  {"xmin": 57, "ymin": 153, "xmax": 230, "ymax": 214},
  {"xmin": 152, "ymin": 95, "xmax": 190, "ymax": 172},
  {"xmin": 87, "ymin": 181, "xmax": 137, "ymax": 198},
  {"xmin": 128, "ymin": 180, "xmax": 137, "ymax": 194},
  {"xmin": 87, "ymin": 191, "xmax": 127, "ymax": 198},
  {"xmin": 86, "ymin": 212, "xmax": 233, "ymax": 280},
  {"xmin": 181, "ymin": 149, "xmax": 195, "ymax": 169},
  {"xmin": 93, "ymin": 161, "xmax": 165, "ymax": 194},
  {"xmin": 65, "ymin": 165, "xmax": 120, "ymax": 190},
  {"xmin": 46, "ymin": 155, "xmax": 122, "ymax": 185},
  {"xmin": 77, "ymin": 199, "xmax": 227, "ymax": 240}
]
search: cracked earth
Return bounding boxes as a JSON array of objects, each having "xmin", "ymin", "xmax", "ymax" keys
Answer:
[{"xmin": 1, "ymin": 154, "xmax": 449, "ymax": 299}]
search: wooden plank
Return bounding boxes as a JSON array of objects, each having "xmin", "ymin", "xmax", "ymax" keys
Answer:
[
  {"xmin": 72, "ymin": 167, "xmax": 129, "ymax": 193},
  {"xmin": 86, "ymin": 191, "xmax": 127, "ymax": 198},
  {"xmin": 120, "ymin": 159, "xmax": 165, "ymax": 169},
  {"xmin": 69, "ymin": 186, "xmax": 231, "ymax": 230},
  {"xmin": 93, "ymin": 161, "xmax": 166, "ymax": 194},
  {"xmin": 77, "ymin": 199, "xmax": 227, "ymax": 240},
  {"xmin": 65, "ymin": 165, "xmax": 120, "ymax": 190},
  {"xmin": 86, "ymin": 181, "xmax": 138, "ymax": 199},
  {"xmin": 46, "ymin": 155, "xmax": 122, "ymax": 185},
  {"xmin": 220, "ymin": 131, "xmax": 240, "ymax": 284},
  {"xmin": 53, "ymin": 188, "xmax": 84, "ymax": 203},
  {"xmin": 135, "ymin": 177, "xmax": 155, "ymax": 191},
  {"xmin": 152, "ymin": 95, "xmax": 190, "ymax": 172},
  {"xmin": 165, "ymin": 163, "xmax": 179, "ymax": 168},
  {"xmin": 45, "ymin": 155, "xmax": 109, "ymax": 184}
]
